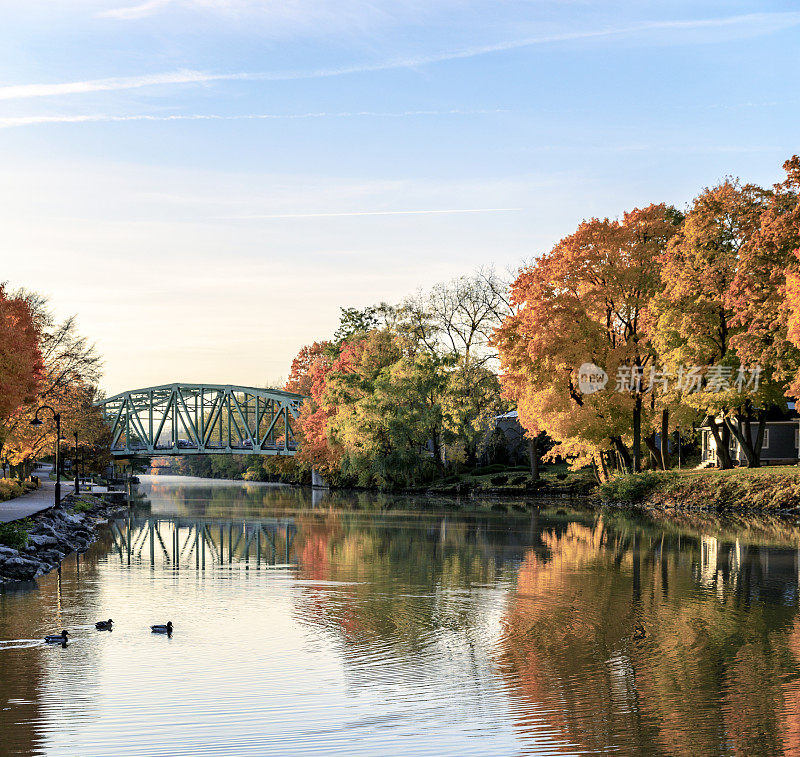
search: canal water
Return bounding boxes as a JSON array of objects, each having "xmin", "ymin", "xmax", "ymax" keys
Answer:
[{"xmin": 2, "ymin": 476, "xmax": 800, "ymax": 756}]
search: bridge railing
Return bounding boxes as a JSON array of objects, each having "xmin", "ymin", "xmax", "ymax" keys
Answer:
[{"xmin": 96, "ymin": 383, "xmax": 304, "ymax": 457}]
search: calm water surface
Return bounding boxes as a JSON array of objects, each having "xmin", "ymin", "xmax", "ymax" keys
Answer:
[{"xmin": 2, "ymin": 475, "xmax": 800, "ymax": 756}]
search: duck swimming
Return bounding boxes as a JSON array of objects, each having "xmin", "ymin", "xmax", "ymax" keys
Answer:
[
  {"xmin": 95, "ymin": 619, "xmax": 113, "ymax": 631},
  {"xmin": 44, "ymin": 630, "xmax": 69, "ymax": 643},
  {"xmin": 151, "ymin": 621, "xmax": 173, "ymax": 635}
]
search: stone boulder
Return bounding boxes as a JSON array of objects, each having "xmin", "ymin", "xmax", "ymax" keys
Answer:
[
  {"xmin": 0, "ymin": 545, "xmax": 20, "ymax": 560},
  {"xmin": 0, "ymin": 555, "xmax": 43, "ymax": 581},
  {"xmin": 27, "ymin": 534, "xmax": 60, "ymax": 549}
]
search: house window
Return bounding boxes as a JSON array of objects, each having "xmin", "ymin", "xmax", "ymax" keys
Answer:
[
  {"xmin": 762, "ymin": 429, "xmax": 769, "ymax": 449},
  {"xmin": 795, "ymin": 427, "xmax": 799, "ymax": 449}
]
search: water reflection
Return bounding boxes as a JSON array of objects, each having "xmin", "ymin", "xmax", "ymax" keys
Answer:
[
  {"xmin": 500, "ymin": 519, "xmax": 800, "ymax": 756},
  {"xmin": 108, "ymin": 516, "xmax": 297, "ymax": 569},
  {"xmin": 0, "ymin": 476, "xmax": 798, "ymax": 756}
]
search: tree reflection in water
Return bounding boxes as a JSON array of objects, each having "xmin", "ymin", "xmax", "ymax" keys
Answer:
[{"xmin": 499, "ymin": 517, "xmax": 800, "ymax": 756}]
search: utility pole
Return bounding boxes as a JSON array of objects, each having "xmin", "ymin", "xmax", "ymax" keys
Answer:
[
  {"xmin": 30, "ymin": 406, "xmax": 62, "ymax": 506},
  {"xmin": 74, "ymin": 431, "xmax": 80, "ymax": 495}
]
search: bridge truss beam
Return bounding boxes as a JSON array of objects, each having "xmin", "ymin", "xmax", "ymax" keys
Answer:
[{"xmin": 96, "ymin": 383, "xmax": 304, "ymax": 457}]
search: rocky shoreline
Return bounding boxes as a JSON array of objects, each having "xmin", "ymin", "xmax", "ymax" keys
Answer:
[{"xmin": 0, "ymin": 493, "xmax": 128, "ymax": 584}]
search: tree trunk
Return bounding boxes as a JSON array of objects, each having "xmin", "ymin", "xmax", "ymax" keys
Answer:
[
  {"xmin": 632, "ymin": 396, "xmax": 642, "ymax": 472},
  {"xmin": 754, "ymin": 412, "xmax": 767, "ymax": 465},
  {"xmin": 599, "ymin": 450, "xmax": 610, "ymax": 481},
  {"xmin": 660, "ymin": 408, "xmax": 670, "ymax": 470},
  {"xmin": 744, "ymin": 412, "xmax": 753, "ymax": 463},
  {"xmin": 527, "ymin": 436, "xmax": 539, "ymax": 480},
  {"xmin": 725, "ymin": 411, "xmax": 766, "ymax": 468},
  {"xmin": 431, "ymin": 431, "xmax": 443, "ymax": 471},
  {"xmin": 724, "ymin": 416, "xmax": 754, "ymax": 467},
  {"xmin": 591, "ymin": 456, "xmax": 601, "ymax": 485},
  {"xmin": 612, "ymin": 436, "xmax": 632, "ymax": 474},
  {"xmin": 708, "ymin": 417, "xmax": 733, "ymax": 469},
  {"xmin": 644, "ymin": 433, "xmax": 663, "ymax": 470}
]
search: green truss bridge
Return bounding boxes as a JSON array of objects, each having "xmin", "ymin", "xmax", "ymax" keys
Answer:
[{"xmin": 96, "ymin": 383, "xmax": 304, "ymax": 458}]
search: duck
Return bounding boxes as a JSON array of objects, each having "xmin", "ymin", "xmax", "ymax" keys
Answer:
[
  {"xmin": 151, "ymin": 621, "xmax": 173, "ymax": 635},
  {"xmin": 632, "ymin": 623, "xmax": 647, "ymax": 640},
  {"xmin": 95, "ymin": 619, "xmax": 113, "ymax": 631},
  {"xmin": 44, "ymin": 630, "xmax": 69, "ymax": 643}
]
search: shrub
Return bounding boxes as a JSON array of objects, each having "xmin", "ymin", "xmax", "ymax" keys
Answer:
[
  {"xmin": 600, "ymin": 471, "xmax": 677, "ymax": 504},
  {"xmin": 438, "ymin": 475, "xmax": 460, "ymax": 486},
  {"xmin": 555, "ymin": 472, "xmax": 568, "ymax": 480},
  {"xmin": 510, "ymin": 475, "xmax": 527, "ymax": 485},
  {"xmin": 71, "ymin": 498, "xmax": 96, "ymax": 513},
  {"xmin": 0, "ymin": 520, "xmax": 29, "ymax": 549},
  {"xmin": 0, "ymin": 478, "xmax": 27, "ymax": 502},
  {"xmin": 470, "ymin": 464, "xmax": 505, "ymax": 477},
  {"xmin": 490, "ymin": 474, "xmax": 509, "ymax": 485}
]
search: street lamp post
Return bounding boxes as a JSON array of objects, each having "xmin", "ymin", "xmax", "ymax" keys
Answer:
[
  {"xmin": 73, "ymin": 430, "xmax": 80, "ymax": 495},
  {"xmin": 30, "ymin": 406, "xmax": 62, "ymax": 507}
]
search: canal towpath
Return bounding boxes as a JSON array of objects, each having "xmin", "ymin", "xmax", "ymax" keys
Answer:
[{"xmin": 0, "ymin": 466, "xmax": 76, "ymax": 524}]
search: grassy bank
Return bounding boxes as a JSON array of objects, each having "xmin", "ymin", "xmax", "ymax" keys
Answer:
[
  {"xmin": 413, "ymin": 462, "xmax": 596, "ymax": 496},
  {"xmin": 601, "ymin": 466, "xmax": 800, "ymax": 511}
]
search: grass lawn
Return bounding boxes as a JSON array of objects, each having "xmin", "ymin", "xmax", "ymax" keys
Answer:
[
  {"xmin": 677, "ymin": 465, "xmax": 800, "ymax": 478},
  {"xmin": 603, "ymin": 464, "xmax": 800, "ymax": 509},
  {"xmin": 428, "ymin": 462, "xmax": 596, "ymax": 494}
]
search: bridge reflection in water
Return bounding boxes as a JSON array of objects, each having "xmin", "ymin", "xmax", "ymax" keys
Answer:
[{"xmin": 108, "ymin": 516, "xmax": 297, "ymax": 569}]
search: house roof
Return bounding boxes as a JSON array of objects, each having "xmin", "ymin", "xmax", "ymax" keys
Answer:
[{"xmin": 698, "ymin": 404, "xmax": 799, "ymax": 429}]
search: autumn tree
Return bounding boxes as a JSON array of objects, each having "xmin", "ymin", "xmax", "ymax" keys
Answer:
[
  {"xmin": 495, "ymin": 205, "xmax": 680, "ymax": 474},
  {"xmin": 748, "ymin": 156, "xmax": 800, "ymax": 393},
  {"xmin": 324, "ymin": 329, "xmax": 441, "ymax": 488},
  {"xmin": 0, "ymin": 285, "xmax": 43, "ymax": 458},
  {"xmin": 1, "ymin": 291, "xmax": 106, "ymax": 476},
  {"xmin": 652, "ymin": 179, "xmax": 793, "ymax": 468},
  {"xmin": 285, "ymin": 341, "xmax": 340, "ymax": 477}
]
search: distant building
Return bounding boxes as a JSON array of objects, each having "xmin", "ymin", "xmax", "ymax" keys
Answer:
[
  {"xmin": 699, "ymin": 403, "xmax": 800, "ymax": 466},
  {"xmin": 482, "ymin": 410, "xmax": 530, "ymax": 466}
]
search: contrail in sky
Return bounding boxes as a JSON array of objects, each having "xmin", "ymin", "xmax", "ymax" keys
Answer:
[
  {"xmin": 0, "ymin": 109, "xmax": 507, "ymax": 128},
  {"xmin": 0, "ymin": 11, "xmax": 797, "ymax": 101},
  {"xmin": 225, "ymin": 209, "xmax": 522, "ymax": 219}
]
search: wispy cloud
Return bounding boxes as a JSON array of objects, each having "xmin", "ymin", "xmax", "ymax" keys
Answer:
[
  {"xmin": 0, "ymin": 70, "xmax": 228, "ymax": 101},
  {"xmin": 100, "ymin": 0, "xmax": 174, "ymax": 20},
  {"xmin": 1, "ymin": 11, "xmax": 798, "ymax": 102},
  {"xmin": 0, "ymin": 108, "xmax": 507, "ymax": 129},
  {"xmin": 224, "ymin": 208, "xmax": 521, "ymax": 219}
]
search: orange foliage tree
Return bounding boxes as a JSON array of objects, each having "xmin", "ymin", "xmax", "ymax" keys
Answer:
[
  {"xmin": 494, "ymin": 205, "xmax": 679, "ymax": 474},
  {"xmin": 653, "ymin": 176, "xmax": 800, "ymax": 467},
  {"xmin": 0, "ymin": 285, "xmax": 43, "ymax": 461},
  {"xmin": 1, "ymin": 290, "xmax": 106, "ymax": 477},
  {"xmin": 285, "ymin": 341, "xmax": 341, "ymax": 476}
]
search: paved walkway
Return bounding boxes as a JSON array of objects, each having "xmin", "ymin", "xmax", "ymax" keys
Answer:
[{"xmin": 0, "ymin": 468, "xmax": 75, "ymax": 524}]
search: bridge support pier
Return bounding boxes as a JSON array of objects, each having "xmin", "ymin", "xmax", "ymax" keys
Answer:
[{"xmin": 311, "ymin": 468, "xmax": 329, "ymax": 489}]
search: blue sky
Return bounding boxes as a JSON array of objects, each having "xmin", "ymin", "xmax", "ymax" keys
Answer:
[{"xmin": 1, "ymin": 1, "xmax": 798, "ymax": 393}]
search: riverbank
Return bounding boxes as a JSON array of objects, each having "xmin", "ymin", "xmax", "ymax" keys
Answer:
[
  {"xmin": 0, "ymin": 492, "xmax": 127, "ymax": 583},
  {"xmin": 156, "ymin": 462, "xmax": 598, "ymax": 498},
  {"xmin": 602, "ymin": 467, "xmax": 800, "ymax": 512}
]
